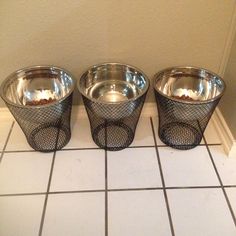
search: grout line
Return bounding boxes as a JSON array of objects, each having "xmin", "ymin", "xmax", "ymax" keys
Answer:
[
  {"xmin": 2, "ymin": 185, "xmax": 236, "ymax": 197},
  {"xmin": 206, "ymin": 143, "xmax": 222, "ymax": 146},
  {"xmin": 4, "ymin": 146, "xmax": 155, "ymax": 153},
  {"xmin": 150, "ymin": 117, "xmax": 175, "ymax": 236},
  {"xmin": 203, "ymin": 134, "xmax": 236, "ymax": 227},
  {"xmin": 0, "ymin": 190, "xmax": 105, "ymax": 198},
  {"xmin": 49, "ymin": 189, "xmax": 105, "ymax": 194},
  {"xmin": 128, "ymin": 145, "xmax": 156, "ymax": 148},
  {"xmin": 107, "ymin": 187, "xmax": 163, "ymax": 192},
  {"xmin": 38, "ymin": 152, "xmax": 56, "ymax": 236},
  {"xmin": 60, "ymin": 147, "xmax": 102, "ymax": 151},
  {"xmin": 38, "ymin": 128, "xmax": 61, "ymax": 236},
  {"xmin": 4, "ymin": 147, "xmax": 101, "ymax": 153},
  {"xmin": 0, "ymin": 192, "xmax": 46, "ymax": 197},
  {"xmin": 2, "ymin": 143, "xmax": 223, "ymax": 154},
  {"xmin": 224, "ymin": 185, "xmax": 236, "ymax": 188},
  {"xmin": 4, "ymin": 149, "xmax": 41, "ymax": 153},
  {"xmin": 105, "ymin": 150, "xmax": 108, "ymax": 236},
  {"xmin": 165, "ymin": 186, "xmax": 222, "ymax": 190},
  {"xmin": 105, "ymin": 123, "xmax": 108, "ymax": 236},
  {"xmin": 157, "ymin": 143, "xmax": 216, "ymax": 149},
  {"xmin": 0, "ymin": 121, "xmax": 15, "ymax": 164}
]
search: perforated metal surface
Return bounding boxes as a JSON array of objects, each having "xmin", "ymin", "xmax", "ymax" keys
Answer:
[
  {"xmin": 154, "ymin": 91, "xmax": 220, "ymax": 150},
  {"xmin": 82, "ymin": 94, "xmax": 146, "ymax": 151},
  {"xmin": 6, "ymin": 94, "xmax": 73, "ymax": 152}
]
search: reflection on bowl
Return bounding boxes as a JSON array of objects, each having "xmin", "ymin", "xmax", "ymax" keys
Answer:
[
  {"xmin": 154, "ymin": 66, "xmax": 225, "ymax": 121},
  {"xmin": 78, "ymin": 63, "xmax": 149, "ymax": 120},
  {"xmin": 0, "ymin": 66, "xmax": 75, "ymax": 123}
]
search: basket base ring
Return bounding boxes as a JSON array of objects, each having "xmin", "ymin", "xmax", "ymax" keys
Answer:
[
  {"xmin": 92, "ymin": 121, "xmax": 134, "ymax": 151},
  {"xmin": 159, "ymin": 122, "xmax": 202, "ymax": 150},
  {"xmin": 28, "ymin": 123, "xmax": 71, "ymax": 152}
]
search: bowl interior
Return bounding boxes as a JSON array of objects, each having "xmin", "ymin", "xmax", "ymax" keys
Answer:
[
  {"xmin": 78, "ymin": 63, "xmax": 149, "ymax": 103},
  {"xmin": 154, "ymin": 67, "xmax": 225, "ymax": 102},
  {"xmin": 2, "ymin": 67, "xmax": 74, "ymax": 106}
]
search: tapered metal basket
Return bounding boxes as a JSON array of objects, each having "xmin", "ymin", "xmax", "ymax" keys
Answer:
[
  {"xmin": 154, "ymin": 66, "xmax": 225, "ymax": 150},
  {"xmin": 78, "ymin": 62, "xmax": 149, "ymax": 151},
  {"xmin": 0, "ymin": 65, "xmax": 75, "ymax": 152}
]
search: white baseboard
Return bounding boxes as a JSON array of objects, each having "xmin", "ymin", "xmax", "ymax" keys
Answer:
[
  {"xmin": 140, "ymin": 102, "xmax": 158, "ymax": 117},
  {"xmin": 212, "ymin": 107, "xmax": 236, "ymax": 158},
  {"xmin": 0, "ymin": 107, "xmax": 14, "ymax": 120}
]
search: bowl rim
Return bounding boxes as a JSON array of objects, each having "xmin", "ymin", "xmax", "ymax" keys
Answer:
[
  {"xmin": 77, "ymin": 62, "xmax": 150, "ymax": 105},
  {"xmin": 0, "ymin": 65, "xmax": 76, "ymax": 109},
  {"xmin": 153, "ymin": 65, "xmax": 226, "ymax": 104}
]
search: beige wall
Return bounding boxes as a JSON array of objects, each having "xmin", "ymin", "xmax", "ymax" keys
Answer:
[
  {"xmin": 0, "ymin": 0, "xmax": 235, "ymax": 106},
  {"xmin": 220, "ymin": 33, "xmax": 236, "ymax": 138}
]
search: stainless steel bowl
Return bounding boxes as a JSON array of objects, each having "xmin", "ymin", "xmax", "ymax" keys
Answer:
[
  {"xmin": 0, "ymin": 65, "xmax": 75, "ymax": 122},
  {"xmin": 154, "ymin": 66, "xmax": 225, "ymax": 120},
  {"xmin": 78, "ymin": 63, "xmax": 149, "ymax": 119},
  {"xmin": 154, "ymin": 66, "xmax": 225, "ymax": 103}
]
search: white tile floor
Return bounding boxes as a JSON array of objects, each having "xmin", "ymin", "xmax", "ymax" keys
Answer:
[{"xmin": 0, "ymin": 112, "xmax": 236, "ymax": 236}]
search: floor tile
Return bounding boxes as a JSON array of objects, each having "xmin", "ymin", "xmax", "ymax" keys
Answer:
[
  {"xmin": 204, "ymin": 119, "xmax": 221, "ymax": 144},
  {"xmin": 50, "ymin": 150, "xmax": 105, "ymax": 191},
  {"xmin": 167, "ymin": 188, "xmax": 236, "ymax": 236},
  {"xmin": 225, "ymin": 187, "xmax": 236, "ymax": 216},
  {"xmin": 107, "ymin": 148, "xmax": 162, "ymax": 189},
  {"xmin": 0, "ymin": 152, "xmax": 53, "ymax": 194},
  {"xmin": 108, "ymin": 190, "xmax": 171, "ymax": 236},
  {"xmin": 0, "ymin": 120, "xmax": 13, "ymax": 151},
  {"xmin": 210, "ymin": 145, "xmax": 236, "ymax": 185},
  {"xmin": 159, "ymin": 146, "xmax": 220, "ymax": 187},
  {"xmin": 0, "ymin": 195, "xmax": 45, "ymax": 236},
  {"xmin": 131, "ymin": 117, "xmax": 154, "ymax": 146},
  {"xmin": 6, "ymin": 122, "xmax": 33, "ymax": 151},
  {"xmin": 65, "ymin": 118, "xmax": 98, "ymax": 149},
  {"xmin": 42, "ymin": 192, "xmax": 105, "ymax": 236}
]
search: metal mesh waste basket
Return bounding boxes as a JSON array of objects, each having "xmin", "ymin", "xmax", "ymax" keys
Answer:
[
  {"xmin": 0, "ymin": 66, "xmax": 75, "ymax": 152},
  {"xmin": 153, "ymin": 66, "xmax": 225, "ymax": 150},
  {"xmin": 78, "ymin": 63, "xmax": 149, "ymax": 151}
]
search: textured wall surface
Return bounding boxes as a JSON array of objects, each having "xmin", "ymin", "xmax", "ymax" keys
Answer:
[{"xmin": 0, "ymin": 0, "xmax": 235, "ymax": 106}]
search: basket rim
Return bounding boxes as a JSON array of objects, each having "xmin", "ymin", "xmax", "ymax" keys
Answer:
[
  {"xmin": 77, "ymin": 62, "xmax": 150, "ymax": 105},
  {"xmin": 153, "ymin": 65, "xmax": 226, "ymax": 104},
  {"xmin": 0, "ymin": 65, "xmax": 76, "ymax": 109}
]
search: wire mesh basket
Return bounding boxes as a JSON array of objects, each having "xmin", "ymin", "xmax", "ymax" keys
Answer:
[
  {"xmin": 153, "ymin": 66, "xmax": 225, "ymax": 150},
  {"xmin": 78, "ymin": 63, "xmax": 149, "ymax": 151},
  {"xmin": 0, "ymin": 66, "xmax": 75, "ymax": 152}
]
